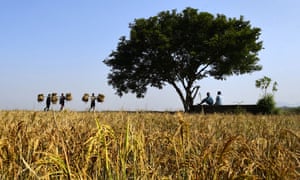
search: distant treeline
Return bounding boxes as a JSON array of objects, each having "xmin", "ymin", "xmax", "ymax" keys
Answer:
[{"xmin": 279, "ymin": 106, "xmax": 300, "ymax": 114}]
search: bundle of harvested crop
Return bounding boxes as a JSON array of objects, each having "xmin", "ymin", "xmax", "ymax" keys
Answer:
[
  {"xmin": 37, "ymin": 94, "xmax": 44, "ymax": 102},
  {"xmin": 66, "ymin": 93, "xmax": 72, "ymax": 101},
  {"xmin": 82, "ymin": 93, "xmax": 89, "ymax": 102},
  {"xmin": 97, "ymin": 94, "xmax": 105, "ymax": 103},
  {"xmin": 51, "ymin": 93, "xmax": 58, "ymax": 104}
]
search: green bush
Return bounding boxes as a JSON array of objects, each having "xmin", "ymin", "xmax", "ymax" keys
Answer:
[{"xmin": 256, "ymin": 94, "xmax": 277, "ymax": 114}]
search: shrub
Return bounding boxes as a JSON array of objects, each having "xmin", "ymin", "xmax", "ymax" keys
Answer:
[{"xmin": 256, "ymin": 94, "xmax": 277, "ymax": 114}]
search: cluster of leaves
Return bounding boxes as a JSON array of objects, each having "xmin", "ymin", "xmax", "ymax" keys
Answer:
[{"xmin": 256, "ymin": 94, "xmax": 277, "ymax": 114}]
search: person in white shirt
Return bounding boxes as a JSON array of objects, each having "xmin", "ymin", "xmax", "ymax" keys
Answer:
[
  {"xmin": 89, "ymin": 93, "xmax": 96, "ymax": 112},
  {"xmin": 215, "ymin": 91, "xmax": 222, "ymax": 105}
]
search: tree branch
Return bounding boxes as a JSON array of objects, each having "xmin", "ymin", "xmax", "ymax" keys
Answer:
[{"xmin": 196, "ymin": 63, "xmax": 210, "ymax": 79}]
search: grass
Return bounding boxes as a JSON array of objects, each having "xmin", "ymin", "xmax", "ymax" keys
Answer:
[{"xmin": 0, "ymin": 110, "xmax": 299, "ymax": 179}]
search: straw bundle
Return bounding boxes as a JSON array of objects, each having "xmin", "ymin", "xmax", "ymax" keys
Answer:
[
  {"xmin": 37, "ymin": 94, "xmax": 44, "ymax": 102},
  {"xmin": 97, "ymin": 94, "xmax": 105, "ymax": 103},
  {"xmin": 51, "ymin": 93, "xmax": 58, "ymax": 104},
  {"xmin": 66, "ymin": 93, "xmax": 72, "ymax": 101},
  {"xmin": 82, "ymin": 93, "xmax": 89, "ymax": 102}
]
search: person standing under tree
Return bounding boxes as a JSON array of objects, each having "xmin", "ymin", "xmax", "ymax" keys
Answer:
[
  {"xmin": 59, "ymin": 93, "xmax": 66, "ymax": 111},
  {"xmin": 214, "ymin": 91, "xmax": 222, "ymax": 105},
  {"xmin": 44, "ymin": 94, "xmax": 51, "ymax": 111},
  {"xmin": 90, "ymin": 93, "xmax": 96, "ymax": 112}
]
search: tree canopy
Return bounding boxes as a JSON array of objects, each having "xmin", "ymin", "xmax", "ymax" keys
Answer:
[{"xmin": 104, "ymin": 7, "xmax": 263, "ymax": 112}]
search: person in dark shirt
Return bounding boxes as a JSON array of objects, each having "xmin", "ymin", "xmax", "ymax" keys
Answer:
[
  {"xmin": 44, "ymin": 94, "xmax": 51, "ymax": 111},
  {"xmin": 200, "ymin": 92, "xmax": 214, "ymax": 105},
  {"xmin": 59, "ymin": 93, "xmax": 66, "ymax": 111}
]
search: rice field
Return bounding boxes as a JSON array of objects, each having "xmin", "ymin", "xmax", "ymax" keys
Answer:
[{"xmin": 0, "ymin": 110, "xmax": 299, "ymax": 179}]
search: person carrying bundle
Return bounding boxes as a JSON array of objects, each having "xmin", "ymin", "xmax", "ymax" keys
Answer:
[
  {"xmin": 44, "ymin": 94, "xmax": 51, "ymax": 111},
  {"xmin": 89, "ymin": 93, "xmax": 96, "ymax": 112},
  {"xmin": 59, "ymin": 93, "xmax": 66, "ymax": 111}
]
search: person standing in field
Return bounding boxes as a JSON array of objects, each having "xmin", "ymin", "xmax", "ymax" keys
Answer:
[
  {"xmin": 200, "ymin": 92, "xmax": 214, "ymax": 105},
  {"xmin": 89, "ymin": 93, "xmax": 96, "ymax": 112},
  {"xmin": 44, "ymin": 94, "xmax": 51, "ymax": 111},
  {"xmin": 214, "ymin": 91, "xmax": 222, "ymax": 105},
  {"xmin": 59, "ymin": 93, "xmax": 66, "ymax": 111}
]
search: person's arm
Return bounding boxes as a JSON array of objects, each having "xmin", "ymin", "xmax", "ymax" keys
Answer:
[{"xmin": 200, "ymin": 97, "xmax": 207, "ymax": 105}]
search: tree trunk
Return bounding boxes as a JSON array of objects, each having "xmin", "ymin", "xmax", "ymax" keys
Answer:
[
  {"xmin": 185, "ymin": 89, "xmax": 195, "ymax": 112},
  {"xmin": 170, "ymin": 82, "xmax": 195, "ymax": 112}
]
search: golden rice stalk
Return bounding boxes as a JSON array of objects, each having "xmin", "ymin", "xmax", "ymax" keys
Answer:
[
  {"xmin": 82, "ymin": 93, "xmax": 89, "ymax": 102},
  {"xmin": 21, "ymin": 156, "xmax": 39, "ymax": 179},
  {"xmin": 51, "ymin": 93, "xmax": 58, "ymax": 104},
  {"xmin": 97, "ymin": 94, "xmax": 105, "ymax": 103},
  {"xmin": 37, "ymin": 94, "xmax": 44, "ymax": 102},
  {"xmin": 66, "ymin": 93, "xmax": 72, "ymax": 101}
]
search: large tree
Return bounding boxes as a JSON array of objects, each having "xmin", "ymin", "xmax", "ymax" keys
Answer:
[{"xmin": 104, "ymin": 7, "xmax": 263, "ymax": 112}]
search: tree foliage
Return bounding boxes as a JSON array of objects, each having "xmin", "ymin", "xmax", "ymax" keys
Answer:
[
  {"xmin": 255, "ymin": 76, "xmax": 278, "ymax": 97},
  {"xmin": 104, "ymin": 7, "xmax": 263, "ymax": 112}
]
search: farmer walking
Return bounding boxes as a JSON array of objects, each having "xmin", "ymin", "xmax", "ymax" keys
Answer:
[
  {"xmin": 44, "ymin": 94, "xmax": 51, "ymax": 111},
  {"xmin": 89, "ymin": 93, "xmax": 96, "ymax": 112},
  {"xmin": 59, "ymin": 93, "xmax": 66, "ymax": 111}
]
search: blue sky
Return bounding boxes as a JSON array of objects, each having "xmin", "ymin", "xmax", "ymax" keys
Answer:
[{"xmin": 0, "ymin": 0, "xmax": 299, "ymax": 111}]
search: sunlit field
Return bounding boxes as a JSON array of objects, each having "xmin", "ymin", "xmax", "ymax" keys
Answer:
[{"xmin": 0, "ymin": 110, "xmax": 299, "ymax": 179}]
